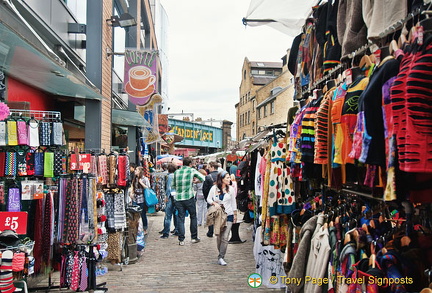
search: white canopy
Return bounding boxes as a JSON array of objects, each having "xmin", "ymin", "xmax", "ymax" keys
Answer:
[{"xmin": 243, "ymin": 0, "xmax": 320, "ymax": 37}]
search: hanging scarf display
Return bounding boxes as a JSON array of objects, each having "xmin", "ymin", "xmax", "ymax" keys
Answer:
[
  {"xmin": 88, "ymin": 178, "xmax": 98, "ymax": 239},
  {"xmin": 6, "ymin": 120, "xmax": 18, "ymax": 146},
  {"xmin": 7, "ymin": 187, "xmax": 20, "ymax": 212},
  {"xmin": 57, "ymin": 178, "xmax": 67, "ymax": 243},
  {"xmin": 17, "ymin": 120, "xmax": 28, "ymax": 145},
  {"xmin": 0, "ymin": 152, "xmax": 5, "ymax": 177},
  {"xmin": 39, "ymin": 121, "xmax": 51, "ymax": 146},
  {"xmin": 108, "ymin": 154, "xmax": 117, "ymax": 186},
  {"xmin": 26, "ymin": 149, "xmax": 35, "ymax": 176},
  {"xmin": 28, "ymin": 119, "xmax": 39, "ymax": 147},
  {"xmin": 63, "ymin": 178, "xmax": 79, "ymax": 244},
  {"xmin": 42, "ymin": 191, "xmax": 53, "ymax": 268},
  {"xmin": 51, "ymin": 121, "xmax": 63, "ymax": 146},
  {"xmin": 33, "ymin": 198, "xmax": 43, "ymax": 274},
  {"xmin": 0, "ymin": 121, "xmax": 6, "ymax": 146},
  {"xmin": 4, "ymin": 151, "xmax": 16, "ymax": 176},
  {"xmin": 117, "ymin": 155, "xmax": 128, "ymax": 187},
  {"xmin": 114, "ymin": 190, "xmax": 126, "ymax": 230},
  {"xmin": 43, "ymin": 151, "xmax": 54, "ymax": 178},
  {"xmin": 16, "ymin": 150, "xmax": 27, "ymax": 176},
  {"xmin": 34, "ymin": 150, "xmax": 44, "ymax": 177},
  {"xmin": 105, "ymin": 192, "xmax": 115, "ymax": 231},
  {"xmin": 97, "ymin": 155, "xmax": 108, "ymax": 185},
  {"xmin": 0, "ymin": 182, "xmax": 4, "ymax": 205},
  {"xmin": 90, "ymin": 154, "xmax": 97, "ymax": 175},
  {"xmin": 54, "ymin": 149, "xmax": 64, "ymax": 176}
]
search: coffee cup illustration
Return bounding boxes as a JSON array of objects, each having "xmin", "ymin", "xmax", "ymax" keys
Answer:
[{"xmin": 129, "ymin": 66, "xmax": 156, "ymax": 91}]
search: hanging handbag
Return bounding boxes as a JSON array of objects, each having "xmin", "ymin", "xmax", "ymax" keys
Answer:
[{"xmin": 144, "ymin": 188, "xmax": 158, "ymax": 206}]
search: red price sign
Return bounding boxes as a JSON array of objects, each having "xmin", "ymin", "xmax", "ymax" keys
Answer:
[{"xmin": 0, "ymin": 212, "xmax": 28, "ymax": 234}]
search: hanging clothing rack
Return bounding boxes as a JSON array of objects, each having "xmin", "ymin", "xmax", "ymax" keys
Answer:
[
  {"xmin": 9, "ymin": 109, "xmax": 61, "ymax": 121},
  {"xmin": 378, "ymin": 7, "xmax": 422, "ymax": 39},
  {"xmin": 306, "ymin": 7, "xmax": 423, "ymax": 94}
]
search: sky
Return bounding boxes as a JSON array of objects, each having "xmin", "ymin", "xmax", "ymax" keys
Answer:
[{"xmin": 159, "ymin": 0, "xmax": 293, "ymax": 131}]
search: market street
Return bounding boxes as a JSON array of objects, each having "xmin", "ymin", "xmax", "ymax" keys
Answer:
[{"xmin": 94, "ymin": 211, "xmax": 283, "ymax": 292}]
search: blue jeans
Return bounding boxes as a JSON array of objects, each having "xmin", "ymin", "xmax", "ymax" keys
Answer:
[
  {"xmin": 162, "ymin": 197, "xmax": 178, "ymax": 236},
  {"xmin": 174, "ymin": 197, "xmax": 198, "ymax": 242}
]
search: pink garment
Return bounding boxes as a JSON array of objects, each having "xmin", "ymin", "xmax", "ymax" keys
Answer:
[{"xmin": 17, "ymin": 120, "xmax": 28, "ymax": 145}]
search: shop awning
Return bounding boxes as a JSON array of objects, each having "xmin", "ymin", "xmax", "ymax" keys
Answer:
[
  {"xmin": 0, "ymin": 18, "xmax": 104, "ymax": 101},
  {"xmin": 112, "ymin": 109, "xmax": 152, "ymax": 128},
  {"xmin": 243, "ymin": 0, "xmax": 319, "ymax": 37}
]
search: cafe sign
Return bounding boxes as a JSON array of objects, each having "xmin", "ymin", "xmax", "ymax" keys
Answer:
[{"xmin": 124, "ymin": 50, "xmax": 158, "ymax": 106}]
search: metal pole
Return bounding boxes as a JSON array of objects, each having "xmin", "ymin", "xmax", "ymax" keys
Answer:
[{"xmin": 136, "ymin": 0, "xmax": 141, "ymax": 50}]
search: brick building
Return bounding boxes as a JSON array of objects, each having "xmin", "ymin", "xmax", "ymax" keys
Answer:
[{"xmin": 236, "ymin": 54, "xmax": 293, "ymax": 141}]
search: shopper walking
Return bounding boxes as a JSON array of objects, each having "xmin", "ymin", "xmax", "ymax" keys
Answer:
[
  {"xmin": 159, "ymin": 163, "xmax": 179, "ymax": 239},
  {"xmin": 194, "ymin": 168, "xmax": 208, "ymax": 226},
  {"xmin": 172, "ymin": 157, "xmax": 206, "ymax": 246},
  {"xmin": 207, "ymin": 171, "xmax": 238, "ymax": 266},
  {"xmin": 131, "ymin": 166, "xmax": 151, "ymax": 235},
  {"xmin": 202, "ymin": 161, "xmax": 219, "ymax": 237}
]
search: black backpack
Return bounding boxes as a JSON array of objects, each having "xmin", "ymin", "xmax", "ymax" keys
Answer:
[{"xmin": 202, "ymin": 174, "xmax": 214, "ymax": 200}]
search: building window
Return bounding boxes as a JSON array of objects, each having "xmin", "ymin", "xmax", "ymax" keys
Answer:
[
  {"xmin": 257, "ymin": 107, "xmax": 261, "ymax": 119},
  {"xmin": 252, "ymin": 100, "xmax": 255, "ymax": 112},
  {"xmin": 248, "ymin": 111, "xmax": 250, "ymax": 124},
  {"xmin": 263, "ymin": 105, "xmax": 267, "ymax": 117},
  {"xmin": 252, "ymin": 122, "xmax": 255, "ymax": 135},
  {"xmin": 244, "ymin": 70, "xmax": 246, "ymax": 80},
  {"xmin": 270, "ymin": 101, "xmax": 275, "ymax": 114}
]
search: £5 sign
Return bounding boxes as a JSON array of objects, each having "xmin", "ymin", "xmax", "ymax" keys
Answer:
[{"xmin": 0, "ymin": 212, "xmax": 28, "ymax": 234}]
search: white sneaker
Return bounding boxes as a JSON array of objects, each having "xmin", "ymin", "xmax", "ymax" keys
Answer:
[
  {"xmin": 179, "ymin": 241, "xmax": 185, "ymax": 246},
  {"xmin": 218, "ymin": 258, "xmax": 227, "ymax": 266},
  {"xmin": 191, "ymin": 238, "xmax": 200, "ymax": 243}
]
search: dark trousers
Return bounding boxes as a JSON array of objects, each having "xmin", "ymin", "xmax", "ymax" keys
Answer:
[
  {"xmin": 174, "ymin": 197, "xmax": 198, "ymax": 242},
  {"xmin": 136, "ymin": 202, "xmax": 148, "ymax": 230},
  {"xmin": 206, "ymin": 203, "xmax": 214, "ymax": 236}
]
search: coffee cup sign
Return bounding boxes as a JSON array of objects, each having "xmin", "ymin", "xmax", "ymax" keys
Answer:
[{"xmin": 129, "ymin": 66, "xmax": 156, "ymax": 91}]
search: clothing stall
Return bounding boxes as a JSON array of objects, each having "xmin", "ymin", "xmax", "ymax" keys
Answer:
[
  {"xmin": 249, "ymin": 1, "xmax": 432, "ymax": 292},
  {"xmin": 0, "ymin": 108, "xmax": 131, "ymax": 291}
]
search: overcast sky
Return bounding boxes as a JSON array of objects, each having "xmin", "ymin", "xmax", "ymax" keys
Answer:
[{"xmin": 159, "ymin": 0, "xmax": 292, "ymax": 132}]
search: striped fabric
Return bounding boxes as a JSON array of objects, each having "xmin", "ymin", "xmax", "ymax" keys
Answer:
[
  {"xmin": 314, "ymin": 88, "xmax": 335, "ymax": 164},
  {"xmin": 300, "ymin": 95, "xmax": 323, "ymax": 163},
  {"xmin": 390, "ymin": 35, "xmax": 432, "ymax": 172},
  {"xmin": 4, "ymin": 152, "xmax": 16, "ymax": 176}
]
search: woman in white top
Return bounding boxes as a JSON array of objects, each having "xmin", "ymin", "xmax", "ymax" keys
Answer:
[{"xmin": 207, "ymin": 170, "xmax": 237, "ymax": 266}]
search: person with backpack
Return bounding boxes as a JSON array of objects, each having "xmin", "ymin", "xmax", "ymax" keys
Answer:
[{"xmin": 202, "ymin": 161, "xmax": 218, "ymax": 237}]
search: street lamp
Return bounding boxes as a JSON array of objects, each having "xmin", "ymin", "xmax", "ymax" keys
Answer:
[{"xmin": 106, "ymin": 13, "xmax": 137, "ymax": 28}]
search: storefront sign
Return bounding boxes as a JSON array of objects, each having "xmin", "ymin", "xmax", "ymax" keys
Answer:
[
  {"xmin": 0, "ymin": 212, "xmax": 28, "ymax": 234},
  {"xmin": 170, "ymin": 125, "xmax": 214, "ymax": 142},
  {"xmin": 124, "ymin": 50, "xmax": 158, "ymax": 106}
]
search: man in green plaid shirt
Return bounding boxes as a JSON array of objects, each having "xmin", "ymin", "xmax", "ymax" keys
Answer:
[{"xmin": 172, "ymin": 157, "xmax": 206, "ymax": 246}]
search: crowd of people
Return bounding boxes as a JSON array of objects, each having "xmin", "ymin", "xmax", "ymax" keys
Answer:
[{"xmin": 128, "ymin": 157, "xmax": 245, "ymax": 266}]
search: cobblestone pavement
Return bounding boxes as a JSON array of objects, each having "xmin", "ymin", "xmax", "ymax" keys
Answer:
[
  {"xmin": 33, "ymin": 211, "xmax": 284, "ymax": 292},
  {"xmin": 96, "ymin": 212, "xmax": 283, "ymax": 292}
]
